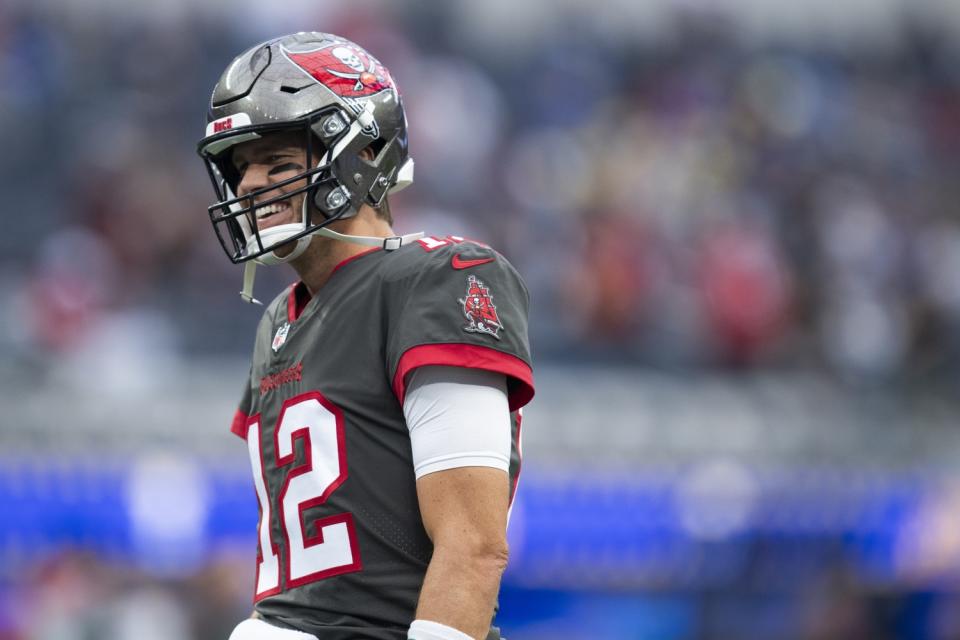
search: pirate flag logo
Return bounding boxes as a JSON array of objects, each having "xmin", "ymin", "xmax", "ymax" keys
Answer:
[
  {"xmin": 459, "ymin": 275, "xmax": 503, "ymax": 339},
  {"xmin": 281, "ymin": 42, "xmax": 395, "ymax": 138},
  {"xmin": 282, "ymin": 42, "xmax": 394, "ymax": 98}
]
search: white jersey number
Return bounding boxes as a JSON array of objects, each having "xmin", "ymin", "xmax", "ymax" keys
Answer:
[{"xmin": 245, "ymin": 392, "xmax": 361, "ymax": 599}]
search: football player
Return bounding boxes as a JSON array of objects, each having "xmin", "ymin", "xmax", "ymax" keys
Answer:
[{"xmin": 196, "ymin": 33, "xmax": 534, "ymax": 640}]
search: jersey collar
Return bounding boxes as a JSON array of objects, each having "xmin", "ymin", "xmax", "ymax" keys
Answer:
[{"xmin": 286, "ymin": 247, "xmax": 384, "ymax": 323}]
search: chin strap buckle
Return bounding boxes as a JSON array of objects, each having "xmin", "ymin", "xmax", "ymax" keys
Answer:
[{"xmin": 382, "ymin": 236, "xmax": 404, "ymax": 251}]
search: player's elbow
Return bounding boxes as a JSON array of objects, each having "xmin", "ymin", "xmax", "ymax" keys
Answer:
[
  {"xmin": 463, "ymin": 538, "xmax": 510, "ymax": 579},
  {"xmin": 436, "ymin": 531, "xmax": 510, "ymax": 576},
  {"xmin": 480, "ymin": 537, "xmax": 510, "ymax": 574}
]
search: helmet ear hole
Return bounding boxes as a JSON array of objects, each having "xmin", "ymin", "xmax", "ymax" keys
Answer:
[{"xmin": 362, "ymin": 138, "xmax": 387, "ymax": 163}]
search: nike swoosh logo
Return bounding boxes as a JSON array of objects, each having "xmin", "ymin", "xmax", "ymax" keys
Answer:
[{"xmin": 451, "ymin": 254, "xmax": 495, "ymax": 270}]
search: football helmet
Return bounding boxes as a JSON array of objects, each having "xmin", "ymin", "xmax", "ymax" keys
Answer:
[{"xmin": 197, "ymin": 32, "xmax": 416, "ymax": 270}]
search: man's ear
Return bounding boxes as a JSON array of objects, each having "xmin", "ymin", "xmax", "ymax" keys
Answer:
[{"xmin": 359, "ymin": 146, "xmax": 376, "ymax": 162}]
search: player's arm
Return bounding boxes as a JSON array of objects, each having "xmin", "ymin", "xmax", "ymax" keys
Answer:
[
  {"xmin": 403, "ymin": 366, "xmax": 512, "ymax": 640},
  {"xmin": 415, "ymin": 467, "xmax": 509, "ymax": 639}
]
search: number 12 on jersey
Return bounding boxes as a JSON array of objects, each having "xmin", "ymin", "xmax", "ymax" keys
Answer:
[{"xmin": 245, "ymin": 391, "xmax": 362, "ymax": 599}]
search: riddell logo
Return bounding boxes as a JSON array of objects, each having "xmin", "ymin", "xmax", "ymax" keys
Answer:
[{"xmin": 213, "ymin": 118, "xmax": 233, "ymax": 133}]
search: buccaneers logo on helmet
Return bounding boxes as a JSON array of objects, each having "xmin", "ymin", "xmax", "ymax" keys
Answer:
[{"xmin": 282, "ymin": 43, "xmax": 394, "ymax": 99}]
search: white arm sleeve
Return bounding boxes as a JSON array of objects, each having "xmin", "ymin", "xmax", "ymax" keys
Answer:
[{"xmin": 402, "ymin": 365, "xmax": 511, "ymax": 479}]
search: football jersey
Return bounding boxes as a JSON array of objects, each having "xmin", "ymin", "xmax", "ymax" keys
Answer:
[{"xmin": 228, "ymin": 236, "xmax": 534, "ymax": 640}]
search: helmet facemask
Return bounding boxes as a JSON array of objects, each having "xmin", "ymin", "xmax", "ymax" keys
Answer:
[{"xmin": 199, "ymin": 110, "xmax": 354, "ymax": 266}]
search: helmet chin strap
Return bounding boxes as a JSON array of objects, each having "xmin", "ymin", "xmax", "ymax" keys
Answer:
[
  {"xmin": 239, "ymin": 228, "xmax": 424, "ymax": 304},
  {"xmin": 312, "ymin": 226, "xmax": 423, "ymax": 248},
  {"xmin": 251, "ymin": 223, "xmax": 314, "ymax": 266},
  {"xmin": 241, "ymin": 261, "xmax": 262, "ymax": 305}
]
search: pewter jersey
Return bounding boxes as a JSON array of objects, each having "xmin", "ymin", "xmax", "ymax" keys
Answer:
[{"xmin": 228, "ymin": 237, "xmax": 534, "ymax": 639}]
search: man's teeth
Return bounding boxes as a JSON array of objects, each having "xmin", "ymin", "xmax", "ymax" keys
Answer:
[{"xmin": 256, "ymin": 203, "xmax": 288, "ymax": 219}]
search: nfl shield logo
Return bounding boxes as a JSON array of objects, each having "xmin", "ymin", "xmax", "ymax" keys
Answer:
[{"xmin": 272, "ymin": 322, "xmax": 290, "ymax": 352}]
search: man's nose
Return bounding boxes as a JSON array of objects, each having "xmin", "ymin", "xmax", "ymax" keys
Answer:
[{"xmin": 236, "ymin": 163, "xmax": 270, "ymax": 197}]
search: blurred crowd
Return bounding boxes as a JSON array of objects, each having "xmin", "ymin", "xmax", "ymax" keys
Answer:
[
  {"xmin": 1, "ymin": 2, "xmax": 960, "ymax": 389},
  {"xmin": 1, "ymin": 549, "xmax": 250, "ymax": 640}
]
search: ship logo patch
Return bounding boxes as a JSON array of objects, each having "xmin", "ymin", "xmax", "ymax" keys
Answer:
[
  {"xmin": 272, "ymin": 322, "xmax": 291, "ymax": 352},
  {"xmin": 459, "ymin": 275, "xmax": 503, "ymax": 339}
]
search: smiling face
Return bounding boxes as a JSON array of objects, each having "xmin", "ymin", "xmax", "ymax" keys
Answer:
[{"xmin": 232, "ymin": 131, "xmax": 312, "ymax": 236}]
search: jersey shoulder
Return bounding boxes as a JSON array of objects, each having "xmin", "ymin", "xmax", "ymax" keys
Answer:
[{"xmin": 382, "ymin": 235, "xmax": 523, "ymax": 289}]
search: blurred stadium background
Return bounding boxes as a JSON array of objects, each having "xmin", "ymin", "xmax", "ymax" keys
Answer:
[{"xmin": 3, "ymin": 0, "xmax": 960, "ymax": 638}]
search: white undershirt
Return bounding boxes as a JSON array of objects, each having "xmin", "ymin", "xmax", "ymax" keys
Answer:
[{"xmin": 402, "ymin": 366, "xmax": 511, "ymax": 479}]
